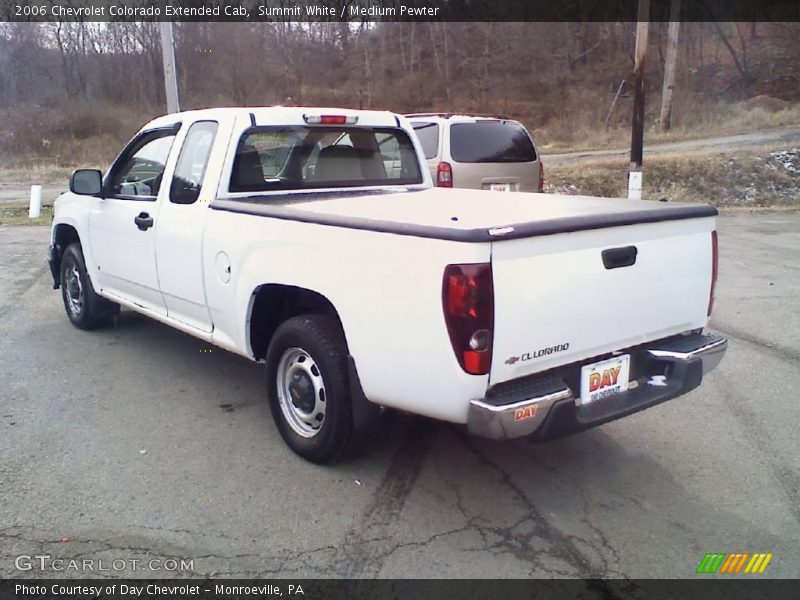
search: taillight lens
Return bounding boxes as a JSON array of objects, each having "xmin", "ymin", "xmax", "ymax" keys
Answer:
[
  {"xmin": 442, "ymin": 263, "xmax": 494, "ymax": 375},
  {"xmin": 303, "ymin": 114, "xmax": 358, "ymax": 125},
  {"xmin": 708, "ymin": 230, "xmax": 718, "ymax": 316},
  {"xmin": 537, "ymin": 161, "xmax": 544, "ymax": 192},
  {"xmin": 436, "ymin": 162, "xmax": 453, "ymax": 187}
]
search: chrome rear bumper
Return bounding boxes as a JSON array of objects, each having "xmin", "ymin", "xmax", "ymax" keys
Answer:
[
  {"xmin": 646, "ymin": 334, "xmax": 728, "ymax": 375},
  {"xmin": 468, "ymin": 331, "xmax": 727, "ymax": 441},
  {"xmin": 468, "ymin": 385, "xmax": 573, "ymax": 440}
]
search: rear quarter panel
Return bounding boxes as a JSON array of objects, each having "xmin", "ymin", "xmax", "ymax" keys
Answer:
[{"xmin": 203, "ymin": 209, "xmax": 491, "ymax": 424}]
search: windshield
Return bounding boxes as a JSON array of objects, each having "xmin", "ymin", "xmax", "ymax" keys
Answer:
[
  {"xmin": 229, "ymin": 126, "xmax": 423, "ymax": 193},
  {"xmin": 449, "ymin": 121, "xmax": 537, "ymax": 163}
]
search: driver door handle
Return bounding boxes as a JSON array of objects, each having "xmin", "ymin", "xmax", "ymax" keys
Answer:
[{"xmin": 134, "ymin": 211, "xmax": 154, "ymax": 231}]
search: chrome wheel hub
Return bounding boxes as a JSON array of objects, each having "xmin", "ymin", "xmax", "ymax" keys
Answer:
[{"xmin": 65, "ymin": 265, "xmax": 83, "ymax": 316}]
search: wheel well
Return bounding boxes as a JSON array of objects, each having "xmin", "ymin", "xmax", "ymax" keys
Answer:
[
  {"xmin": 54, "ymin": 224, "xmax": 80, "ymax": 251},
  {"xmin": 248, "ymin": 285, "xmax": 343, "ymax": 360},
  {"xmin": 51, "ymin": 224, "xmax": 81, "ymax": 284}
]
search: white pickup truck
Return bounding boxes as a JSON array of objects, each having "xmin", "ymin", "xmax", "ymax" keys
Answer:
[{"xmin": 48, "ymin": 107, "xmax": 727, "ymax": 463}]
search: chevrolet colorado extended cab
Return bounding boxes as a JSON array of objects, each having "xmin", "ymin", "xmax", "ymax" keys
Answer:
[{"xmin": 48, "ymin": 107, "xmax": 727, "ymax": 463}]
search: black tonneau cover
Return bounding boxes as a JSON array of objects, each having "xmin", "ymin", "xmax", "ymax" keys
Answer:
[{"xmin": 210, "ymin": 196, "xmax": 717, "ymax": 243}]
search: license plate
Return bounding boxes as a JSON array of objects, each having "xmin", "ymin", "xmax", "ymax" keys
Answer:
[
  {"xmin": 489, "ymin": 183, "xmax": 511, "ymax": 192},
  {"xmin": 578, "ymin": 354, "xmax": 631, "ymax": 406}
]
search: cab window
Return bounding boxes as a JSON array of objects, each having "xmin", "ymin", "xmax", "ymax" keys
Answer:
[
  {"xmin": 108, "ymin": 129, "xmax": 178, "ymax": 199},
  {"xmin": 170, "ymin": 121, "xmax": 219, "ymax": 204}
]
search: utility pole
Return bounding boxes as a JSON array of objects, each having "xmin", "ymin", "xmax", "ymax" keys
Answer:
[
  {"xmin": 628, "ymin": 0, "xmax": 650, "ymax": 200},
  {"xmin": 159, "ymin": 22, "xmax": 180, "ymax": 114},
  {"xmin": 659, "ymin": 0, "xmax": 681, "ymax": 131}
]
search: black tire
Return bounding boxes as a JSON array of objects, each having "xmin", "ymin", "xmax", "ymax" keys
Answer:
[
  {"xmin": 60, "ymin": 243, "xmax": 119, "ymax": 330},
  {"xmin": 265, "ymin": 314, "xmax": 355, "ymax": 464}
]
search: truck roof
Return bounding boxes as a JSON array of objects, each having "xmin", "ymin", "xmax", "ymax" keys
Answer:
[{"xmin": 143, "ymin": 106, "xmax": 402, "ymax": 131}]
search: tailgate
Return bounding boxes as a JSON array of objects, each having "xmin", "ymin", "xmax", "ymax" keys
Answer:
[
  {"xmin": 452, "ymin": 161, "xmax": 540, "ymax": 193},
  {"xmin": 490, "ymin": 216, "xmax": 716, "ymax": 384}
]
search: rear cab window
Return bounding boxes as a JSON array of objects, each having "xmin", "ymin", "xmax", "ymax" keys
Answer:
[
  {"xmin": 449, "ymin": 121, "xmax": 537, "ymax": 163},
  {"xmin": 229, "ymin": 126, "xmax": 422, "ymax": 193}
]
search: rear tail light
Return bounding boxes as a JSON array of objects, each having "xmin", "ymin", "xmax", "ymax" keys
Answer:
[
  {"xmin": 708, "ymin": 230, "xmax": 718, "ymax": 316},
  {"xmin": 303, "ymin": 114, "xmax": 358, "ymax": 125},
  {"xmin": 442, "ymin": 263, "xmax": 494, "ymax": 375},
  {"xmin": 436, "ymin": 161, "xmax": 453, "ymax": 187},
  {"xmin": 537, "ymin": 161, "xmax": 545, "ymax": 192}
]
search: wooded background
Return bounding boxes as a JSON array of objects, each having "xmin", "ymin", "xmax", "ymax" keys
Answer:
[{"xmin": 1, "ymin": 21, "xmax": 799, "ymax": 165}]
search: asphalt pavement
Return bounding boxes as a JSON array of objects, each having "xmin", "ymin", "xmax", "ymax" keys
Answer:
[
  {"xmin": 0, "ymin": 184, "xmax": 64, "ymax": 207},
  {"xmin": 0, "ymin": 213, "xmax": 798, "ymax": 579}
]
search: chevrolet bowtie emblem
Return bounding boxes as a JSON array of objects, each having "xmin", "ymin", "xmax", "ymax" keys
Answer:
[{"xmin": 505, "ymin": 356, "xmax": 520, "ymax": 365}]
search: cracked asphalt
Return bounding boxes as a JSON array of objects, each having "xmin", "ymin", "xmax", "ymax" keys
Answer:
[{"xmin": 0, "ymin": 213, "xmax": 798, "ymax": 579}]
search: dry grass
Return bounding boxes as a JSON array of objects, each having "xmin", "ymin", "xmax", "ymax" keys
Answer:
[
  {"xmin": 545, "ymin": 145, "xmax": 800, "ymax": 207},
  {"xmin": 0, "ymin": 165, "xmax": 73, "ymax": 185},
  {"xmin": 534, "ymin": 102, "xmax": 800, "ymax": 153},
  {"xmin": 2, "ymin": 97, "xmax": 799, "ymax": 186},
  {"xmin": 0, "ymin": 204, "xmax": 53, "ymax": 226},
  {"xmin": 0, "ymin": 103, "xmax": 154, "ymax": 183},
  {"xmin": 1, "ymin": 146, "xmax": 796, "ymax": 229}
]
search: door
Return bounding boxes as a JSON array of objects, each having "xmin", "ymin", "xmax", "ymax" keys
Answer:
[
  {"xmin": 446, "ymin": 120, "xmax": 540, "ymax": 192},
  {"xmin": 155, "ymin": 120, "xmax": 222, "ymax": 332},
  {"xmin": 89, "ymin": 125, "xmax": 180, "ymax": 314}
]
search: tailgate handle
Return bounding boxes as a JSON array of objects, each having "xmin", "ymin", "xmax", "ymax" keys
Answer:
[{"xmin": 602, "ymin": 246, "xmax": 638, "ymax": 269}]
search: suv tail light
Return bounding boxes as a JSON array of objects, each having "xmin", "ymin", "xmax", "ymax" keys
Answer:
[
  {"xmin": 537, "ymin": 161, "xmax": 545, "ymax": 192},
  {"xmin": 442, "ymin": 263, "xmax": 494, "ymax": 375},
  {"xmin": 436, "ymin": 162, "xmax": 453, "ymax": 187},
  {"xmin": 708, "ymin": 230, "xmax": 718, "ymax": 316}
]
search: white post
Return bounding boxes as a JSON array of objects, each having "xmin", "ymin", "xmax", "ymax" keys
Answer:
[
  {"xmin": 628, "ymin": 171, "xmax": 643, "ymax": 201},
  {"xmin": 160, "ymin": 22, "xmax": 180, "ymax": 114},
  {"xmin": 29, "ymin": 185, "xmax": 42, "ymax": 219}
]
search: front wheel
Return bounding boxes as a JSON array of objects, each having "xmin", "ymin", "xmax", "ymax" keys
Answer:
[
  {"xmin": 60, "ymin": 243, "xmax": 118, "ymax": 330},
  {"xmin": 265, "ymin": 315, "xmax": 354, "ymax": 464}
]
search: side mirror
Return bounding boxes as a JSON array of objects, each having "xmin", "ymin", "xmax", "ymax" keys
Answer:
[{"xmin": 70, "ymin": 169, "xmax": 103, "ymax": 196}]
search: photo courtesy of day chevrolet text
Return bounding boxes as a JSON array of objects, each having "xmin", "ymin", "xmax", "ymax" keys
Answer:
[{"xmin": 14, "ymin": 583, "xmax": 305, "ymax": 598}]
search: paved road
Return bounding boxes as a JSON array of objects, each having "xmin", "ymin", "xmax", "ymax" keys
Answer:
[
  {"xmin": 543, "ymin": 127, "xmax": 800, "ymax": 165},
  {"xmin": 0, "ymin": 214, "xmax": 798, "ymax": 579},
  {"xmin": 0, "ymin": 183, "xmax": 64, "ymax": 207}
]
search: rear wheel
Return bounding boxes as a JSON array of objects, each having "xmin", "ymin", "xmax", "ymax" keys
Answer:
[
  {"xmin": 266, "ymin": 315, "xmax": 354, "ymax": 463},
  {"xmin": 60, "ymin": 243, "xmax": 118, "ymax": 330}
]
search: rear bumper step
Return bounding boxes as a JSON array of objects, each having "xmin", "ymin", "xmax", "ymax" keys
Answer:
[
  {"xmin": 646, "ymin": 333, "xmax": 727, "ymax": 375},
  {"xmin": 468, "ymin": 332, "xmax": 727, "ymax": 441}
]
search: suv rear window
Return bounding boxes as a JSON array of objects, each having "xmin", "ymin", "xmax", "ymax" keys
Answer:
[
  {"xmin": 411, "ymin": 122, "xmax": 439, "ymax": 159},
  {"xmin": 449, "ymin": 121, "xmax": 537, "ymax": 163},
  {"xmin": 229, "ymin": 126, "xmax": 422, "ymax": 193}
]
